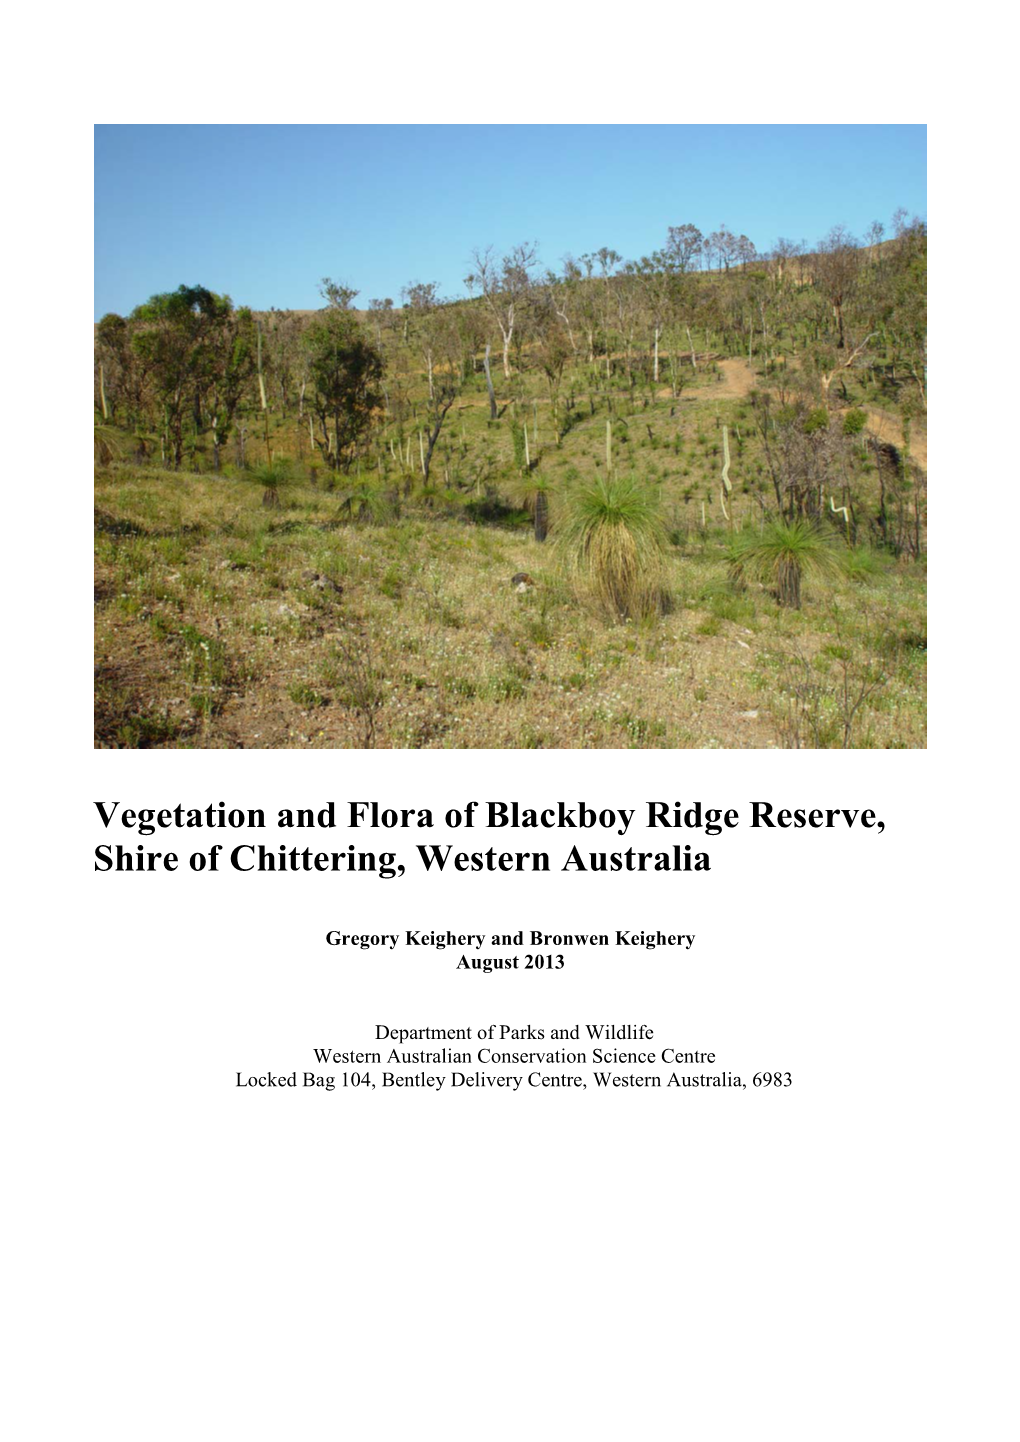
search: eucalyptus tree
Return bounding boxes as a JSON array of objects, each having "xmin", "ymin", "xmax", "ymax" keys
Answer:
[
  {"xmin": 587, "ymin": 247, "xmax": 623, "ymax": 379},
  {"xmin": 130, "ymin": 285, "xmax": 234, "ymax": 469},
  {"xmin": 367, "ymin": 297, "xmax": 395, "ymax": 350},
  {"xmin": 95, "ymin": 313, "xmax": 136, "ymax": 424},
  {"xmin": 447, "ymin": 298, "xmax": 487, "ymax": 386},
  {"xmin": 814, "ymin": 226, "xmax": 862, "ymax": 349},
  {"xmin": 467, "ymin": 242, "xmax": 539, "ymax": 378},
  {"xmin": 865, "ymin": 221, "xmax": 885, "ymax": 263},
  {"xmin": 574, "ymin": 253, "xmax": 602, "ymax": 364},
  {"xmin": 881, "ymin": 219, "xmax": 927, "ymax": 408},
  {"xmin": 304, "ymin": 283, "xmax": 385, "ymax": 470},
  {"xmin": 320, "ymin": 277, "xmax": 359, "ymax": 310},
  {"xmin": 638, "ymin": 254, "xmax": 672, "ymax": 383},
  {"xmin": 530, "ymin": 288, "xmax": 573, "ymax": 439},
  {"xmin": 262, "ymin": 309, "xmax": 305, "ymax": 415},
  {"xmin": 614, "ymin": 263, "xmax": 646, "ymax": 385},
  {"xmin": 402, "ymin": 281, "xmax": 442, "ymax": 399},
  {"xmin": 749, "ymin": 392, "xmax": 860, "ymax": 521},
  {"xmin": 659, "ymin": 223, "xmax": 705, "ymax": 384},
  {"xmin": 769, "ymin": 238, "xmax": 802, "ymax": 290},
  {"xmin": 707, "ymin": 225, "xmax": 739, "ymax": 272},
  {"xmin": 418, "ymin": 379, "xmax": 459, "ymax": 486},
  {"xmin": 744, "ymin": 269, "xmax": 775, "ymax": 363},
  {"xmin": 416, "ymin": 308, "xmax": 469, "ymax": 485},
  {"xmin": 543, "ymin": 259, "xmax": 581, "ymax": 358},
  {"xmin": 207, "ymin": 307, "xmax": 256, "ymax": 469},
  {"xmin": 664, "ymin": 223, "xmax": 704, "ymax": 274}
]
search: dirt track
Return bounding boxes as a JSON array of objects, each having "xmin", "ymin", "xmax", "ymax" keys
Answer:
[
  {"xmin": 864, "ymin": 409, "xmax": 927, "ymax": 470},
  {"xmin": 714, "ymin": 357, "xmax": 758, "ymax": 398},
  {"xmin": 713, "ymin": 360, "xmax": 928, "ymax": 471},
  {"xmin": 458, "ymin": 354, "xmax": 928, "ymax": 470}
]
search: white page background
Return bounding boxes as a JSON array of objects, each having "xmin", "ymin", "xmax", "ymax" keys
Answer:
[{"xmin": 5, "ymin": 29, "xmax": 1015, "ymax": 1442}]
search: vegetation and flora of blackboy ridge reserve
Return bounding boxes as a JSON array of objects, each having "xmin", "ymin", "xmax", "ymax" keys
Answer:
[{"xmin": 94, "ymin": 213, "xmax": 926, "ymax": 749}]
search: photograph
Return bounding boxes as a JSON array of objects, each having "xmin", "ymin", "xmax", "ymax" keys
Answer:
[{"xmin": 94, "ymin": 123, "xmax": 927, "ymax": 749}]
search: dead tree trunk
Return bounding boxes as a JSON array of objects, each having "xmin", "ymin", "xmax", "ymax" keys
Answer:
[
  {"xmin": 534, "ymin": 489, "xmax": 548, "ymax": 543},
  {"xmin": 483, "ymin": 346, "xmax": 497, "ymax": 421},
  {"xmin": 422, "ymin": 394, "xmax": 457, "ymax": 483}
]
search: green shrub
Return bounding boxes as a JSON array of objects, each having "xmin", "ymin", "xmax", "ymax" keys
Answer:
[{"xmin": 288, "ymin": 683, "xmax": 328, "ymax": 709}]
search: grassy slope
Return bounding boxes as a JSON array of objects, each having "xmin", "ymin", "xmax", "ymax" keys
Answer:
[{"xmin": 94, "ymin": 362, "xmax": 926, "ymax": 749}]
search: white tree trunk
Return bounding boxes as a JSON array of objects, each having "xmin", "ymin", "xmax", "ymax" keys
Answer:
[
  {"xmin": 554, "ymin": 303, "xmax": 577, "ymax": 353},
  {"xmin": 910, "ymin": 364, "xmax": 927, "ymax": 410},
  {"xmin": 256, "ymin": 321, "xmax": 267, "ymax": 411},
  {"xmin": 482, "ymin": 345, "xmax": 497, "ymax": 419}
]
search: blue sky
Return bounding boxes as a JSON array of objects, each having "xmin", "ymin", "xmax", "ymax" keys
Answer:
[{"xmin": 94, "ymin": 125, "xmax": 926, "ymax": 318}]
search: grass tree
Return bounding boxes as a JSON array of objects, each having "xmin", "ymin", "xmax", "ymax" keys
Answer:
[
  {"xmin": 336, "ymin": 480, "xmax": 396, "ymax": 525},
  {"xmin": 248, "ymin": 458, "xmax": 291, "ymax": 509},
  {"xmin": 729, "ymin": 519, "xmax": 843, "ymax": 608},
  {"xmin": 510, "ymin": 470, "xmax": 554, "ymax": 543},
  {"xmin": 94, "ymin": 418, "xmax": 128, "ymax": 469},
  {"xmin": 558, "ymin": 473, "xmax": 667, "ymax": 619}
]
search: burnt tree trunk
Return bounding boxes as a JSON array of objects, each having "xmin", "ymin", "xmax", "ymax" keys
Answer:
[
  {"xmin": 534, "ymin": 490, "xmax": 548, "ymax": 543},
  {"xmin": 422, "ymin": 395, "xmax": 457, "ymax": 483}
]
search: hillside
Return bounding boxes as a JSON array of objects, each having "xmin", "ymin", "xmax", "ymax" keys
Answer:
[{"xmin": 94, "ymin": 218, "xmax": 926, "ymax": 748}]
